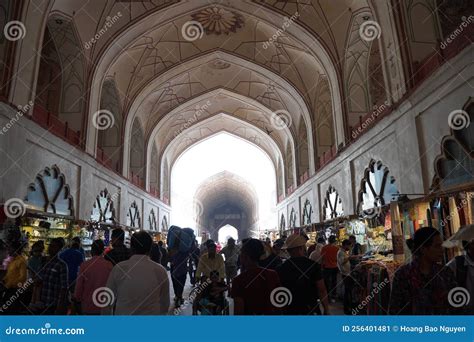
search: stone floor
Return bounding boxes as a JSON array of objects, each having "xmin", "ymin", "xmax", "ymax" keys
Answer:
[{"xmin": 168, "ymin": 272, "xmax": 345, "ymax": 316}]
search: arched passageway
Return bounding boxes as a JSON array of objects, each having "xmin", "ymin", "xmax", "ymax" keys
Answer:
[
  {"xmin": 218, "ymin": 225, "xmax": 239, "ymax": 244},
  {"xmin": 170, "ymin": 133, "xmax": 276, "ymax": 238}
]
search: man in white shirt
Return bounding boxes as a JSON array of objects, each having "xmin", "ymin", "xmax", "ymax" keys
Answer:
[
  {"xmin": 104, "ymin": 231, "xmax": 170, "ymax": 315},
  {"xmin": 309, "ymin": 237, "xmax": 326, "ymax": 264},
  {"xmin": 447, "ymin": 240, "xmax": 474, "ymax": 314},
  {"xmin": 337, "ymin": 239, "xmax": 353, "ymax": 315}
]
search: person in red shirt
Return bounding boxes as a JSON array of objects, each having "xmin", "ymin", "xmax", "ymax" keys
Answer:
[
  {"xmin": 74, "ymin": 240, "xmax": 113, "ymax": 314},
  {"xmin": 231, "ymin": 239, "xmax": 281, "ymax": 315},
  {"xmin": 320, "ymin": 235, "xmax": 339, "ymax": 302}
]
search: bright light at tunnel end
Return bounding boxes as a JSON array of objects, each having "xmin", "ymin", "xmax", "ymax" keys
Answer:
[{"xmin": 170, "ymin": 133, "xmax": 277, "ymax": 240}]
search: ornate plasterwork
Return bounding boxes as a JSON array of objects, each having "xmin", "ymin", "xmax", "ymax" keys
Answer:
[
  {"xmin": 190, "ymin": 7, "xmax": 244, "ymax": 35},
  {"xmin": 323, "ymin": 185, "xmax": 344, "ymax": 221},
  {"xmin": 26, "ymin": 165, "xmax": 74, "ymax": 216},
  {"xmin": 357, "ymin": 160, "xmax": 399, "ymax": 217},
  {"xmin": 432, "ymin": 100, "xmax": 474, "ymax": 190}
]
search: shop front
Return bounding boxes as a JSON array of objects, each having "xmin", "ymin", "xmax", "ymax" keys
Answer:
[{"xmin": 19, "ymin": 165, "xmax": 75, "ymax": 251}]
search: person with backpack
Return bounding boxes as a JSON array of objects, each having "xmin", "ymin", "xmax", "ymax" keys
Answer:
[
  {"xmin": 167, "ymin": 226, "xmax": 195, "ymax": 307},
  {"xmin": 188, "ymin": 240, "xmax": 200, "ymax": 285},
  {"xmin": 447, "ymin": 239, "xmax": 474, "ymax": 314}
]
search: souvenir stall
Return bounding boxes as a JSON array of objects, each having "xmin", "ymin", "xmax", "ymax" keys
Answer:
[
  {"xmin": 349, "ymin": 159, "xmax": 402, "ymax": 314},
  {"xmin": 428, "ymin": 108, "xmax": 474, "ymax": 257},
  {"xmin": 20, "ymin": 166, "xmax": 75, "ymax": 251},
  {"xmin": 82, "ymin": 188, "xmax": 119, "ymax": 256},
  {"xmin": 21, "ymin": 211, "xmax": 73, "ymax": 251},
  {"xmin": 261, "ymin": 229, "xmax": 280, "ymax": 242},
  {"xmin": 349, "ymin": 205, "xmax": 400, "ymax": 315},
  {"xmin": 150, "ymin": 231, "xmax": 164, "ymax": 243},
  {"xmin": 394, "ymin": 189, "xmax": 474, "ymax": 261},
  {"xmin": 312, "ymin": 219, "xmax": 343, "ymax": 242}
]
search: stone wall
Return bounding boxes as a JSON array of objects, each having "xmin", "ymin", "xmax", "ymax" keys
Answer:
[
  {"xmin": 0, "ymin": 102, "xmax": 170, "ymax": 230},
  {"xmin": 277, "ymin": 45, "xmax": 474, "ymax": 228}
]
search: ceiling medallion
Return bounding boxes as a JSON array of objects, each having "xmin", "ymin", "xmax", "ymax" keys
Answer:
[
  {"xmin": 191, "ymin": 7, "xmax": 244, "ymax": 35},
  {"xmin": 209, "ymin": 59, "xmax": 231, "ymax": 69}
]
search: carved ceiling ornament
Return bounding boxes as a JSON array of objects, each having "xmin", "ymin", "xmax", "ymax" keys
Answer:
[{"xmin": 190, "ymin": 7, "xmax": 244, "ymax": 35}]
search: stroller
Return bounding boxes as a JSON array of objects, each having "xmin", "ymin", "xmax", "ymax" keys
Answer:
[{"xmin": 192, "ymin": 271, "xmax": 230, "ymax": 315}]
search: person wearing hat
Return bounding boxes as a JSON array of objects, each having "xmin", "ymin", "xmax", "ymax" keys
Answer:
[
  {"xmin": 259, "ymin": 238, "xmax": 284, "ymax": 270},
  {"xmin": 196, "ymin": 241, "xmax": 225, "ymax": 283},
  {"xmin": 276, "ymin": 234, "xmax": 330, "ymax": 315}
]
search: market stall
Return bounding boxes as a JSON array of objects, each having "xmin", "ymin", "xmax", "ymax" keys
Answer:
[
  {"xmin": 20, "ymin": 210, "xmax": 74, "ymax": 251},
  {"xmin": 19, "ymin": 165, "xmax": 75, "ymax": 251}
]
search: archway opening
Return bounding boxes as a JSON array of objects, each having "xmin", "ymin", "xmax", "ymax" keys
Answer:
[
  {"xmin": 170, "ymin": 132, "xmax": 277, "ymax": 239},
  {"xmin": 218, "ymin": 224, "xmax": 239, "ymax": 244}
]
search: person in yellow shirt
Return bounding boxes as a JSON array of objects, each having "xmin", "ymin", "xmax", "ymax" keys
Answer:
[
  {"xmin": 195, "ymin": 241, "xmax": 225, "ymax": 282},
  {"xmin": 2, "ymin": 240, "xmax": 29, "ymax": 314},
  {"xmin": 4, "ymin": 241, "xmax": 27, "ymax": 288}
]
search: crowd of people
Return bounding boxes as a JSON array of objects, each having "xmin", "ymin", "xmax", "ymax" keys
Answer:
[{"xmin": 0, "ymin": 226, "xmax": 472, "ymax": 315}]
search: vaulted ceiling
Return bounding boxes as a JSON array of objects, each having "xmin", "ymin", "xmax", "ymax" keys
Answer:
[
  {"xmin": 23, "ymin": 0, "xmax": 419, "ymax": 203},
  {"xmin": 194, "ymin": 170, "xmax": 258, "ymax": 237}
]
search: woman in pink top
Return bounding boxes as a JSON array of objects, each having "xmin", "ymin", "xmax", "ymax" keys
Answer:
[{"xmin": 74, "ymin": 240, "xmax": 113, "ymax": 315}]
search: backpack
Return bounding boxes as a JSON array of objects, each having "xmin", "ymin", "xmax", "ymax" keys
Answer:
[
  {"xmin": 167, "ymin": 226, "xmax": 182, "ymax": 250},
  {"xmin": 178, "ymin": 228, "xmax": 195, "ymax": 253},
  {"xmin": 455, "ymin": 255, "xmax": 468, "ymax": 287}
]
